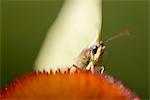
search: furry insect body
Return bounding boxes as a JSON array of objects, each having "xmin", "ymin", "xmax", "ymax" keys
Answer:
[
  {"xmin": 70, "ymin": 30, "xmax": 131, "ymax": 73},
  {"xmin": 71, "ymin": 41, "xmax": 105, "ymax": 74}
]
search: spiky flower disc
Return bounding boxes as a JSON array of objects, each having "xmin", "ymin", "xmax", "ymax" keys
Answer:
[{"xmin": 0, "ymin": 69, "xmax": 140, "ymax": 99}]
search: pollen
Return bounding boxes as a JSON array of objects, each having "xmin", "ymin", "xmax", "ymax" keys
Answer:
[{"xmin": 0, "ymin": 69, "xmax": 140, "ymax": 99}]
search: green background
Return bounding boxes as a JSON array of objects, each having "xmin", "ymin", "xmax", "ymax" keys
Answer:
[{"xmin": 1, "ymin": 0, "xmax": 149, "ymax": 99}]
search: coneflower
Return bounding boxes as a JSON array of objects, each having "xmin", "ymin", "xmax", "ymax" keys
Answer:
[{"xmin": 0, "ymin": 69, "xmax": 140, "ymax": 99}]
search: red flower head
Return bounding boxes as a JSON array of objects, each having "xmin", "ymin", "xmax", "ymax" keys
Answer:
[{"xmin": 0, "ymin": 69, "xmax": 140, "ymax": 100}]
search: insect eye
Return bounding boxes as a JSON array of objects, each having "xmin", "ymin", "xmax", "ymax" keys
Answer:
[{"xmin": 91, "ymin": 45, "xmax": 98, "ymax": 54}]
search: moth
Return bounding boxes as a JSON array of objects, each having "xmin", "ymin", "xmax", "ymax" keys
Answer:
[{"xmin": 71, "ymin": 30, "xmax": 131, "ymax": 74}]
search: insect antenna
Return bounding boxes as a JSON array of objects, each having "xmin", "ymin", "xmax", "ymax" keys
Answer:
[{"xmin": 105, "ymin": 30, "xmax": 132, "ymax": 43}]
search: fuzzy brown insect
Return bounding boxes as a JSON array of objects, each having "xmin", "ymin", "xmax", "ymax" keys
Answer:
[
  {"xmin": 71, "ymin": 41, "xmax": 105, "ymax": 74},
  {"xmin": 71, "ymin": 30, "xmax": 131, "ymax": 74}
]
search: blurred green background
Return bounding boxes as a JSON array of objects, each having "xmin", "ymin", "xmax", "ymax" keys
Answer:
[{"xmin": 1, "ymin": 0, "xmax": 149, "ymax": 99}]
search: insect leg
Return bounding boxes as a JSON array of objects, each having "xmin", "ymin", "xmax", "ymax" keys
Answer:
[
  {"xmin": 100, "ymin": 66, "xmax": 105, "ymax": 74},
  {"xmin": 86, "ymin": 62, "xmax": 94, "ymax": 73},
  {"xmin": 70, "ymin": 64, "xmax": 82, "ymax": 71},
  {"xmin": 95, "ymin": 46, "xmax": 102, "ymax": 60},
  {"xmin": 94, "ymin": 45, "xmax": 105, "ymax": 61}
]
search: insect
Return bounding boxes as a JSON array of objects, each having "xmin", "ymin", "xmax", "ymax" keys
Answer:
[{"xmin": 70, "ymin": 30, "xmax": 131, "ymax": 74}]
